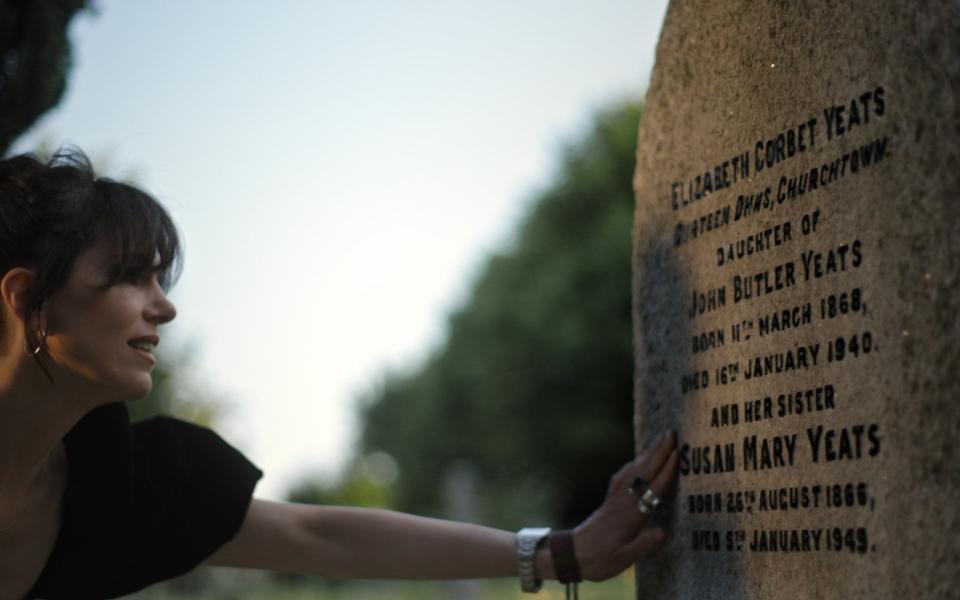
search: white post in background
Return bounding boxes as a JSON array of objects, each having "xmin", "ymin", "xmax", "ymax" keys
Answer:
[{"xmin": 443, "ymin": 460, "xmax": 481, "ymax": 600}]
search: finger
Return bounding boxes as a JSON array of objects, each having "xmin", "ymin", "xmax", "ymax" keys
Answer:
[
  {"xmin": 627, "ymin": 450, "xmax": 680, "ymax": 529},
  {"xmin": 634, "ymin": 430, "xmax": 677, "ymax": 483},
  {"xmin": 610, "ymin": 429, "xmax": 675, "ymax": 495},
  {"xmin": 640, "ymin": 427, "xmax": 677, "ymax": 453},
  {"xmin": 623, "ymin": 450, "xmax": 677, "ymax": 524},
  {"xmin": 606, "ymin": 459, "xmax": 636, "ymax": 496},
  {"xmin": 648, "ymin": 448, "xmax": 679, "ymax": 500},
  {"xmin": 619, "ymin": 449, "xmax": 680, "ymax": 528},
  {"xmin": 610, "ymin": 431, "xmax": 674, "ymax": 495}
]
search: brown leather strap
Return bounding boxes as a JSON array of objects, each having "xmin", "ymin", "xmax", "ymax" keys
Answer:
[{"xmin": 549, "ymin": 529, "xmax": 582, "ymax": 584}]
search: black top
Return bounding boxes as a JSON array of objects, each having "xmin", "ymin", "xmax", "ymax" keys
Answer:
[{"xmin": 26, "ymin": 402, "xmax": 264, "ymax": 599}]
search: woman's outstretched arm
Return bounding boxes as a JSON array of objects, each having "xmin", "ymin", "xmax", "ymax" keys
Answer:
[
  {"xmin": 256, "ymin": 505, "xmax": 520, "ymax": 580},
  {"xmin": 202, "ymin": 430, "xmax": 678, "ymax": 583}
]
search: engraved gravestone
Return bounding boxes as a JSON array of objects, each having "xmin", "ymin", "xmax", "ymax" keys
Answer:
[{"xmin": 631, "ymin": 1, "xmax": 959, "ymax": 597}]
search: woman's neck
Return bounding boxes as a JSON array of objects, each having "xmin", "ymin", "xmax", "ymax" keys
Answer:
[{"xmin": 0, "ymin": 356, "xmax": 91, "ymax": 527}]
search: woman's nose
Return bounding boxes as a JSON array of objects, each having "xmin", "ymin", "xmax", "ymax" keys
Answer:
[
  {"xmin": 146, "ymin": 288, "xmax": 177, "ymax": 324},
  {"xmin": 155, "ymin": 295, "xmax": 177, "ymax": 324}
]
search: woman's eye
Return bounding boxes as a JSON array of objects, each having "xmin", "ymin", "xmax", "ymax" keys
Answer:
[
  {"xmin": 115, "ymin": 268, "xmax": 164, "ymax": 288},
  {"xmin": 119, "ymin": 271, "xmax": 147, "ymax": 285}
]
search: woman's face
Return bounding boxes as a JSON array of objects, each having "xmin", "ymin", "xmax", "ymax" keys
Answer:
[{"xmin": 41, "ymin": 237, "xmax": 177, "ymax": 401}]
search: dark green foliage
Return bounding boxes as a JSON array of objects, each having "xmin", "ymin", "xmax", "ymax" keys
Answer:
[
  {"xmin": 359, "ymin": 102, "xmax": 643, "ymax": 528},
  {"xmin": 0, "ymin": 0, "xmax": 90, "ymax": 155}
]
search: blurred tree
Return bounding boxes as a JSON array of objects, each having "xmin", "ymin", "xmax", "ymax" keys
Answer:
[
  {"xmin": 286, "ymin": 454, "xmax": 396, "ymax": 509},
  {"xmin": 357, "ymin": 101, "xmax": 643, "ymax": 529},
  {"xmin": 0, "ymin": 0, "xmax": 91, "ymax": 155}
]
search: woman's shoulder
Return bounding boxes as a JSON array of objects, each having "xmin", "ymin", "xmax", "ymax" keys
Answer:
[{"xmin": 26, "ymin": 403, "xmax": 264, "ymax": 599}]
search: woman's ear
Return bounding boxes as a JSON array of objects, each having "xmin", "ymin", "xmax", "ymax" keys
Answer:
[{"xmin": 0, "ymin": 267, "xmax": 38, "ymax": 322}]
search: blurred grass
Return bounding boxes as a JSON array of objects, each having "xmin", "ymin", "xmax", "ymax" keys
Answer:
[{"xmin": 123, "ymin": 567, "xmax": 636, "ymax": 599}]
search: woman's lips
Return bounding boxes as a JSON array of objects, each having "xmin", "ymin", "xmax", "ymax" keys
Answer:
[{"xmin": 130, "ymin": 345, "xmax": 157, "ymax": 365}]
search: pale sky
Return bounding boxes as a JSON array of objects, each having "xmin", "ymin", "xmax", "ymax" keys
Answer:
[{"xmin": 13, "ymin": 0, "xmax": 669, "ymax": 500}]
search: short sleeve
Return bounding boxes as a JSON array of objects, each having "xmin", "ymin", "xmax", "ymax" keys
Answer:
[
  {"xmin": 26, "ymin": 403, "xmax": 264, "ymax": 599},
  {"xmin": 129, "ymin": 415, "xmax": 264, "ymax": 583}
]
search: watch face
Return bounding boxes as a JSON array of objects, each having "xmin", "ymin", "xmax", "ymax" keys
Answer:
[{"xmin": 520, "ymin": 527, "xmax": 552, "ymax": 542}]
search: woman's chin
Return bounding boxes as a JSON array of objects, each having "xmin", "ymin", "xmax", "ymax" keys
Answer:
[
  {"xmin": 115, "ymin": 374, "xmax": 154, "ymax": 402},
  {"xmin": 130, "ymin": 380, "xmax": 154, "ymax": 400}
]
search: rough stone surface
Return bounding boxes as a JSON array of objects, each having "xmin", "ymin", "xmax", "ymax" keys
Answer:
[{"xmin": 631, "ymin": 1, "xmax": 960, "ymax": 597}]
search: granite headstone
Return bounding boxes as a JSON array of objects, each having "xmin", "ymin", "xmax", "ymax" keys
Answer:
[{"xmin": 632, "ymin": 1, "xmax": 960, "ymax": 597}]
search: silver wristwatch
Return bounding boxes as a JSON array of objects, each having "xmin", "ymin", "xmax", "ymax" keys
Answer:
[{"xmin": 516, "ymin": 527, "xmax": 552, "ymax": 593}]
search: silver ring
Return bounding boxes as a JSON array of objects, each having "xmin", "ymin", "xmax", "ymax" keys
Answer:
[
  {"xmin": 641, "ymin": 488, "xmax": 661, "ymax": 510},
  {"xmin": 637, "ymin": 500, "xmax": 654, "ymax": 514}
]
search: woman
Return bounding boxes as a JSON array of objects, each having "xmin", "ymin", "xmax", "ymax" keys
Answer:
[{"xmin": 0, "ymin": 149, "xmax": 678, "ymax": 599}]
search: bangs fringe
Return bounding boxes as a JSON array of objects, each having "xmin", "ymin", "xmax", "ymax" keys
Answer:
[{"xmin": 92, "ymin": 179, "xmax": 183, "ymax": 292}]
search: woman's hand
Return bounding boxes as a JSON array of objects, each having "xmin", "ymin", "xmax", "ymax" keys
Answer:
[{"xmin": 571, "ymin": 430, "xmax": 679, "ymax": 581}]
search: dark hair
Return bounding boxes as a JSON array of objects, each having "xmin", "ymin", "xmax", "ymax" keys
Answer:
[{"xmin": 0, "ymin": 147, "xmax": 182, "ymax": 353}]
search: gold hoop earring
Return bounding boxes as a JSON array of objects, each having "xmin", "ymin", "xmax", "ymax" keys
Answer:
[{"xmin": 24, "ymin": 328, "xmax": 48, "ymax": 356}]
